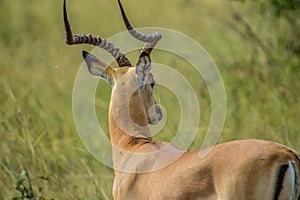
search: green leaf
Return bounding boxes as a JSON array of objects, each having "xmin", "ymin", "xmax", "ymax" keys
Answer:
[{"xmin": 20, "ymin": 170, "xmax": 26, "ymax": 177}]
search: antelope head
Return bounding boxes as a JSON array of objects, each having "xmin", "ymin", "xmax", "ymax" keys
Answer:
[{"xmin": 63, "ymin": 0, "xmax": 162, "ymax": 132}]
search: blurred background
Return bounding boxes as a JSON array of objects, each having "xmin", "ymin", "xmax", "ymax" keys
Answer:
[{"xmin": 0, "ymin": 0, "xmax": 299, "ymax": 199}]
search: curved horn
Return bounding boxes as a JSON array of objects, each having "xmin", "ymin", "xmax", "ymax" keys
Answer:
[
  {"xmin": 63, "ymin": 0, "xmax": 132, "ymax": 67},
  {"xmin": 117, "ymin": 0, "xmax": 162, "ymax": 54}
]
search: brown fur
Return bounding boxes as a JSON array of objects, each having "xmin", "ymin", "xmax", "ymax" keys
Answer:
[{"xmin": 104, "ymin": 67, "xmax": 300, "ymax": 200}]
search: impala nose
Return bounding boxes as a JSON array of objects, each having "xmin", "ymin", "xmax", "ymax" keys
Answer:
[{"xmin": 149, "ymin": 104, "xmax": 163, "ymax": 125}]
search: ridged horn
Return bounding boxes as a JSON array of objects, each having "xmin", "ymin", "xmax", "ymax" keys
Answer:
[
  {"xmin": 63, "ymin": 0, "xmax": 132, "ymax": 67},
  {"xmin": 117, "ymin": 0, "xmax": 162, "ymax": 54}
]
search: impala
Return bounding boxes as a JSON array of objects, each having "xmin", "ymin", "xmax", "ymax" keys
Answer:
[{"xmin": 63, "ymin": 0, "xmax": 300, "ymax": 199}]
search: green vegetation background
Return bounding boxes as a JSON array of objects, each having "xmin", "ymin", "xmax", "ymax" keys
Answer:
[{"xmin": 0, "ymin": 0, "xmax": 299, "ymax": 199}]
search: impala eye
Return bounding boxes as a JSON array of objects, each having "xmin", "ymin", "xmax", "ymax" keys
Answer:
[{"xmin": 150, "ymin": 82, "xmax": 155, "ymax": 89}]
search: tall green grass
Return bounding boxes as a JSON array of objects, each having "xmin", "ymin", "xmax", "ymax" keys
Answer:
[{"xmin": 0, "ymin": 0, "xmax": 299, "ymax": 199}]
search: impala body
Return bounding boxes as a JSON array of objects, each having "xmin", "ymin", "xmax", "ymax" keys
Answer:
[{"xmin": 63, "ymin": 0, "xmax": 300, "ymax": 199}]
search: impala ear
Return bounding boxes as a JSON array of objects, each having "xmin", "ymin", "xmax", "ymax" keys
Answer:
[
  {"xmin": 136, "ymin": 52, "xmax": 151, "ymax": 85},
  {"xmin": 82, "ymin": 50, "xmax": 115, "ymax": 86}
]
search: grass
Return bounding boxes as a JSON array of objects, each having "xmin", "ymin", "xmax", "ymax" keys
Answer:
[{"xmin": 0, "ymin": 0, "xmax": 299, "ymax": 199}]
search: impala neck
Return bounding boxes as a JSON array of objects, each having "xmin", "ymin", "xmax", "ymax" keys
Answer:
[{"xmin": 109, "ymin": 85, "xmax": 152, "ymax": 151}]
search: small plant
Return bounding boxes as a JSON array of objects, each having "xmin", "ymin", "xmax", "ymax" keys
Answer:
[{"xmin": 12, "ymin": 170, "xmax": 53, "ymax": 200}]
